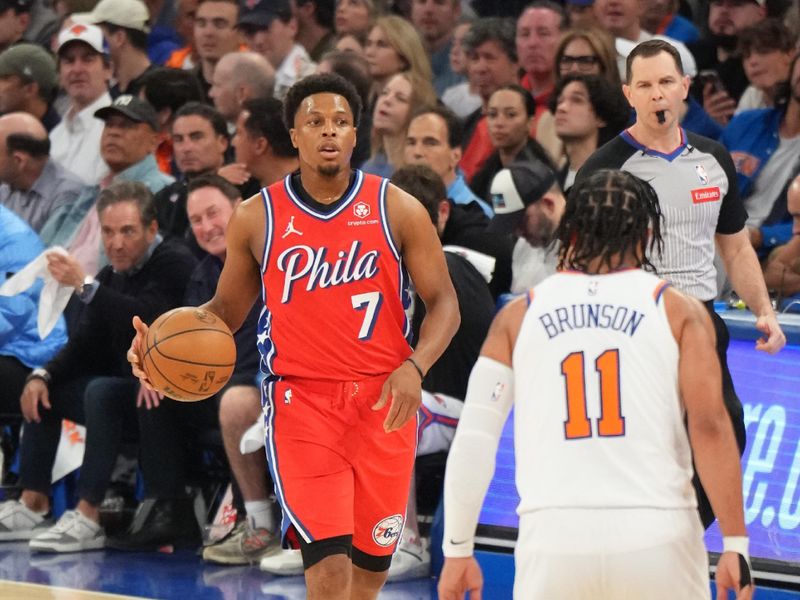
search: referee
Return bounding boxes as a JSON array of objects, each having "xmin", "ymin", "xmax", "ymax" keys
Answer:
[{"xmin": 575, "ymin": 39, "xmax": 786, "ymax": 528}]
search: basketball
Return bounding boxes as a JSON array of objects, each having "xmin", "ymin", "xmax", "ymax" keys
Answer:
[{"xmin": 142, "ymin": 307, "xmax": 236, "ymax": 402}]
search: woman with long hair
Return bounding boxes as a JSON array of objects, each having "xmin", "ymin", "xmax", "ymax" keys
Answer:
[
  {"xmin": 364, "ymin": 15, "xmax": 433, "ymax": 104},
  {"xmin": 361, "ymin": 71, "xmax": 437, "ymax": 177}
]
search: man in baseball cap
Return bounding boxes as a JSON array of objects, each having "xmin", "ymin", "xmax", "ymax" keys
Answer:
[
  {"xmin": 488, "ymin": 160, "xmax": 565, "ymax": 247},
  {"xmin": 488, "ymin": 160, "xmax": 566, "ymax": 290},
  {"xmin": 0, "ymin": 43, "xmax": 60, "ymax": 131},
  {"xmin": 95, "ymin": 94, "xmax": 160, "ymax": 132},
  {"xmin": 0, "ymin": 0, "xmax": 32, "ymax": 54},
  {"xmin": 74, "ymin": 0, "xmax": 156, "ymax": 97},
  {"xmin": 50, "ymin": 22, "xmax": 113, "ymax": 185}
]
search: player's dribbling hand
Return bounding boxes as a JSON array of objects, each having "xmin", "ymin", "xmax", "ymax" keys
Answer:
[
  {"xmin": 438, "ymin": 556, "xmax": 483, "ymax": 600},
  {"xmin": 20, "ymin": 378, "xmax": 50, "ymax": 423},
  {"xmin": 128, "ymin": 316, "xmax": 155, "ymax": 390},
  {"xmin": 754, "ymin": 312, "xmax": 786, "ymax": 354},
  {"xmin": 136, "ymin": 383, "xmax": 163, "ymax": 409},
  {"xmin": 715, "ymin": 551, "xmax": 754, "ymax": 600},
  {"xmin": 372, "ymin": 361, "xmax": 422, "ymax": 433}
]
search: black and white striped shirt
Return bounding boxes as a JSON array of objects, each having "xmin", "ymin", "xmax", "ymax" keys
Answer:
[{"xmin": 576, "ymin": 128, "xmax": 747, "ymax": 301}]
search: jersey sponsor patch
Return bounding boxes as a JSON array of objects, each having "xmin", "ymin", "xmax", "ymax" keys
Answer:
[
  {"xmin": 372, "ymin": 514, "xmax": 403, "ymax": 547},
  {"xmin": 353, "ymin": 201, "xmax": 370, "ymax": 219},
  {"xmin": 691, "ymin": 186, "xmax": 721, "ymax": 204}
]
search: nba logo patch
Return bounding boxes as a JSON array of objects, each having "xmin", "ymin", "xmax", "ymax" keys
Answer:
[
  {"xmin": 372, "ymin": 514, "xmax": 403, "ymax": 547},
  {"xmin": 695, "ymin": 164, "xmax": 709, "ymax": 185},
  {"xmin": 353, "ymin": 202, "xmax": 370, "ymax": 219}
]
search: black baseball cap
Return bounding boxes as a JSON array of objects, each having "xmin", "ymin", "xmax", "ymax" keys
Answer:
[
  {"xmin": 0, "ymin": 0, "xmax": 32, "ymax": 12},
  {"xmin": 95, "ymin": 95, "xmax": 159, "ymax": 131},
  {"xmin": 238, "ymin": 0, "xmax": 291, "ymax": 29},
  {"xmin": 487, "ymin": 161, "xmax": 558, "ymax": 235}
]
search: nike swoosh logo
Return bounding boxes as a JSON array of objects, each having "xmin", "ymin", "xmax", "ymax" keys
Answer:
[{"xmin": 449, "ymin": 538, "xmax": 470, "ymax": 545}]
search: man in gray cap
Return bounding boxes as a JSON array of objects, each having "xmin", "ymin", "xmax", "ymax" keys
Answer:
[
  {"xmin": 74, "ymin": 0, "xmax": 155, "ymax": 97},
  {"xmin": 488, "ymin": 160, "xmax": 566, "ymax": 291},
  {"xmin": 0, "ymin": 43, "xmax": 60, "ymax": 131}
]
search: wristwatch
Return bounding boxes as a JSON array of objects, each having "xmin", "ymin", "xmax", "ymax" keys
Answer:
[
  {"xmin": 79, "ymin": 275, "xmax": 95, "ymax": 294},
  {"xmin": 77, "ymin": 275, "xmax": 98, "ymax": 303},
  {"xmin": 25, "ymin": 368, "xmax": 51, "ymax": 386}
]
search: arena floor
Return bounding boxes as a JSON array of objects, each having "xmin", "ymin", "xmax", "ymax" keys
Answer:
[{"xmin": 0, "ymin": 543, "xmax": 797, "ymax": 599}]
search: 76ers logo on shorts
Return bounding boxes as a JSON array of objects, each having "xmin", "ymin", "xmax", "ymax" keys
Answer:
[
  {"xmin": 372, "ymin": 514, "xmax": 403, "ymax": 547},
  {"xmin": 353, "ymin": 201, "xmax": 370, "ymax": 219}
]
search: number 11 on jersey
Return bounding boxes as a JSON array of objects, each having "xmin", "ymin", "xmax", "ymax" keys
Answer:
[{"xmin": 561, "ymin": 349, "xmax": 625, "ymax": 440}]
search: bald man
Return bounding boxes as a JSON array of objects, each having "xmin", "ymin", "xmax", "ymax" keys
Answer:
[
  {"xmin": 0, "ymin": 112, "xmax": 85, "ymax": 232},
  {"xmin": 764, "ymin": 176, "xmax": 800, "ymax": 297},
  {"xmin": 209, "ymin": 51, "xmax": 276, "ymax": 123}
]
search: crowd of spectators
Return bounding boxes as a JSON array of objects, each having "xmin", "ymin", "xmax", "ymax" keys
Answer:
[{"xmin": 0, "ymin": 0, "xmax": 797, "ymax": 585}]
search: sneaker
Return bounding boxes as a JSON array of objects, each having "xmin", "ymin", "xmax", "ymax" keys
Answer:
[
  {"xmin": 259, "ymin": 548, "xmax": 304, "ymax": 576},
  {"xmin": 202, "ymin": 518, "xmax": 280, "ymax": 565},
  {"xmin": 29, "ymin": 510, "xmax": 106, "ymax": 553},
  {"xmin": 0, "ymin": 500, "xmax": 52, "ymax": 541},
  {"xmin": 387, "ymin": 533, "xmax": 430, "ymax": 582}
]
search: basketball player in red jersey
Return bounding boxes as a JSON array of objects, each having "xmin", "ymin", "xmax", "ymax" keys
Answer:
[{"xmin": 128, "ymin": 73, "xmax": 460, "ymax": 599}]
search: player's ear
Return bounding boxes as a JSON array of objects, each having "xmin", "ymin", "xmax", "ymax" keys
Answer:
[{"xmin": 289, "ymin": 127, "xmax": 298, "ymax": 149}]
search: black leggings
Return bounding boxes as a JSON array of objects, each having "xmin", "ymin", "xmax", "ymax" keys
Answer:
[{"xmin": 693, "ymin": 303, "xmax": 746, "ymax": 529}]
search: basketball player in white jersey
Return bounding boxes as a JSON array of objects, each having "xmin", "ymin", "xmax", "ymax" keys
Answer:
[{"xmin": 438, "ymin": 170, "xmax": 753, "ymax": 600}]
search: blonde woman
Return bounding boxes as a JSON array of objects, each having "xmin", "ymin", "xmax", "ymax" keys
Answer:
[
  {"xmin": 362, "ymin": 71, "xmax": 437, "ymax": 177},
  {"xmin": 364, "ymin": 15, "xmax": 433, "ymax": 105}
]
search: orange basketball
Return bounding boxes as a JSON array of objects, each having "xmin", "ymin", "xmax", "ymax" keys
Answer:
[{"xmin": 142, "ymin": 307, "xmax": 236, "ymax": 402}]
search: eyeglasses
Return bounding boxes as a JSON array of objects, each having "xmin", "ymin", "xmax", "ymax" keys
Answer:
[{"xmin": 559, "ymin": 54, "xmax": 601, "ymax": 71}]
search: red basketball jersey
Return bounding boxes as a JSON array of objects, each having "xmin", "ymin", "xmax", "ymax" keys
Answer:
[{"xmin": 257, "ymin": 170, "xmax": 413, "ymax": 381}]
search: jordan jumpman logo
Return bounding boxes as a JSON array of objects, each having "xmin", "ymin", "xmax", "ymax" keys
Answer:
[{"xmin": 282, "ymin": 216, "xmax": 303, "ymax": 238}]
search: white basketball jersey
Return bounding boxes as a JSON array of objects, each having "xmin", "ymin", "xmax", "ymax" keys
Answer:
[{"xmin": 513, "ymin": 269, "xmax": 696, "ymax": 514}]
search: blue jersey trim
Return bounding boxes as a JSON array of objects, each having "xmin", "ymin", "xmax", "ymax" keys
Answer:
[
  {"xmin": 283, "ymin": 169, "xmax": 365, "ymax": 220},
  {"xmin": 621, "ymin": 128, "xmax": 687, "ymax": 162}
]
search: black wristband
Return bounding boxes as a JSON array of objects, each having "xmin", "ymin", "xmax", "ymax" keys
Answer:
[
  {"xmin": 404, "ymin": 357, "xmax": 425, "ymax": 381},
  {"xmin": 25, "ymin": 369, "xmax": 50, "ymax": 386}
]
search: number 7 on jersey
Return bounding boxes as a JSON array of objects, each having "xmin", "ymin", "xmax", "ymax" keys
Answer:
[
  {"xmin": 351, "ymin": 292, "xmax": 383, "ymax": 341},
  {"xmin": 561, "ymin": 349, "xmax": 625, "ymax": 439}
]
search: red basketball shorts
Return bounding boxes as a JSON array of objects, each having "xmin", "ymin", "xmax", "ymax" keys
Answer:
[{"xmin": 263, "ymin": 374, "xmax": 417, "ymax": 557}]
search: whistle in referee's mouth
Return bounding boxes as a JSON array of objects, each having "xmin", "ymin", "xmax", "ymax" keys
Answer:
[{"xmin": 656, "ymin": 110, "xmax": 666, "ymax": 124}]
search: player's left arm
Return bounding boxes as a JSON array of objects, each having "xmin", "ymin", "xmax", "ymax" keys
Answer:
[
  {"xmin": 438, "ymin": 297, "xmax": 526, "ymax": 600},
  {"xmin": 716, "ymin": 229, "xmax": 785, "ymax": 354},
  {"xmin": 375, "ymin": 184, "xmax": 460, "ymax": 432}
]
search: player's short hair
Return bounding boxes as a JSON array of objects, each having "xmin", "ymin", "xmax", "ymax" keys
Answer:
[
  {"xmin": 319, "ymin": 49, "xmax": 371, "ymax": 109},
  {"xmin": 96, "ymin": 180, "xmax": 156, "ymax": 226},
  {"xmin": 243, "ymin": 97, "xmax": 298, "ymax": 159},
  {"xmin": 390, "ymin": 164, "xmax": 447, "ymax": 227},
  {"xmin": 174, "ymin": 102, "xmax": 229, "ymax": 139},
  {"xmin": 187, "ymin": 173, "xmax": 241, "ymax": 203},
  {"xmin": 283, "ymin": 73, "xmax": 362, "ymax": 129},
  {"xmin": 625, "ymin": 39, "xmax": 683, "ymax": 84},
  {"xmin": 463, "ymin": 17, "xmax": 517, "ymax": 63},
  {"xmin": 410, "ymin": 105, "xmax": 464, "ymax": 149},
  {"xmin": 557, "ymin": 169, "xmax": 663, "ymax": 272},
  {"xmin": 139, "ymin": 68, "xmax": 205, "ymax": 116}
]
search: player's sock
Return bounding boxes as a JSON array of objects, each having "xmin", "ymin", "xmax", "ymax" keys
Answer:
[{"xmin": 245, "ymin": 500, "xmax": 275, "ymax": 532}]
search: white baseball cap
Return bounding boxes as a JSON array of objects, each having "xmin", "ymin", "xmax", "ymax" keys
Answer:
[
  {"xmin": 73, "ymin": 0, "xmax": 150, "ymax": 33},
  {"xmin": 56, "ymin": 22, "xmax": 108, "ymax": 55}
]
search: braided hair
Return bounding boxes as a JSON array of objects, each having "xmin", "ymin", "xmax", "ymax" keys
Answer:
[{"xmin": 557, "ymin": 169, "xmax": 664, "ymax": 273}]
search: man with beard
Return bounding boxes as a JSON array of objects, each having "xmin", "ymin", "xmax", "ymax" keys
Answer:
[
  {"xmin": 488, "ymin": 160, "xmax": 566, "ymax": 291},
  {"xmin": 688, "ymin": 0, "xmax": 766, "ymax": 124},
  {"xmin": 128, "ymin": 73, "xmax": 459, "ymax": 600}
]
